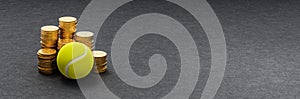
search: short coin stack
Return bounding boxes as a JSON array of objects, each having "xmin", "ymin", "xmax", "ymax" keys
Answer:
[
  {"xmin": 74, "ymin": 31, "xmax": 94, "ymax": 50},
  {"xmin": 37, "ymin": 25, "xmax": 59, "ymax": 74},
  {"xmin": 93, "ymin": 51, "xmax": 108, "ymax": 73},
  {"xmin": 57, "ymin": 16, "xmax": 77, "ymax": 50},
  {"xmin": 37, "ymin": 49, "xmax": 57, "ymax": 75}
]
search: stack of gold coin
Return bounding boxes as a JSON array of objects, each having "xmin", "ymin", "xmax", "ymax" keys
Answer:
[
  {"xmin": 93, "ymin": 51, "xmax": 107, "ymax": 73},
  {"xmin": 74, "ymin": 31, "xmax": 94, "ymax": 50},
  {"xmin": 57, "ymin": 16, "xmax": 77, "ymax": 50},
  {"xmin": 37, "ymin": 48, "xmax": 57, "ymax": 75},
  {"xmin": 40, "ymin": 25, "xmax": 59, "ymax": 48},
  {"xmin": 59, "ymin": 16, "xmax": 77, "ymax": 39}
]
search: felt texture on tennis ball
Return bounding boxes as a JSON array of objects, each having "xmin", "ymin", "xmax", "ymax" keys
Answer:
[{"xmin": 57, "ymin": 42, "xmax": 94, "ymax": 79}]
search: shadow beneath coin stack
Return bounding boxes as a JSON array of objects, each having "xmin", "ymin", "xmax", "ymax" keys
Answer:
[
  {"xmin": 37, "ymin": 69, "xmax": 61, "ymax": 78},
  {"xmin": 59, "ymin": 74, "xmax": 80, "ymax": 88}
]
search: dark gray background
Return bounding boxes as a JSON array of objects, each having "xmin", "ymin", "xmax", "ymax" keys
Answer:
[{"xmin": 1, "ymin": 0, "xmax": 300, "ymax": 98}]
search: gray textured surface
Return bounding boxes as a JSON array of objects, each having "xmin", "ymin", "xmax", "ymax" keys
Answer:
[{"xmin": 0, "ymin": 0, "xmax": 300, "ymax": 99}]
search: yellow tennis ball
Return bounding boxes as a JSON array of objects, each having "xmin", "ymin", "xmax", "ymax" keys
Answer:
[{"xmin": 57, "ymin": 42, "xmax": 94, "ymax": 79}]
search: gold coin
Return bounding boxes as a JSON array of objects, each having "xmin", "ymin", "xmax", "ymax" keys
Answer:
[
  {"xmin": 41, "ymin": 44, "xmax": 56, "ymax": 48},
  {"xmin": 38, "ymin": 66, "xmax": 56, "ymax": 75},
  {"xmin": 38, "ymin": 63, "xmax": 54, "ymax": 68},
  {"xmin": 38, "ymin": 60, "xmax": 56, "ymax": 66},
  {"xmin": 74, "ymin": 39, "xmax": 93, "ymax": 44},
  {"xmin": 40, "ymin": 42, "xmax": 56, "ymax": 47},
  {"xmin": 60, "ymin": 31, "xmax": 75, "ymax": 35},
  {"xmin": 59, "ymin": 22, "xmax": 77, "ymax": 26},
  {"xmin": 76, "ymin": 43, "xmax": 94, "ymax": 48},
  {"xmin": 95, "ymin": 61, "xmax": 107, "ymax": 66},
  {"xmin": 37, "ymin": 48, "xmax": 56, "ymax": 56},
  {"xmin": 74, "ymin": 36, "xmax": 93, "ymax": 39},
  {"xmin": 58, "ymin": 38, "xmax": 73, "ymax": 43},
  {"xmin": 60, "ymin": 28, "xmax": 76, "ymax": 32},
  {"xmin": 75, "ymin": 40, "xmax": 94, "ymax": 44},
  {"xmin": 41, "ymin": 33, "xmax": 58, "ymax": 37},
  {"xmin": 75, "ymin": 31, "xmax": 94, "ymax": 38},
  {"xmin": 40, "ymin": 40, "xmax": 56, "ymax": 45},
  {"xmin": 38, "ymin": 66, "xmax": 56, "ymax": 70},
  {"xmin": 38, "ymin": 58, "xmax": 56, "ymax": 62},
  {"xmin": 93, "ymin": 51, "xmax": 107, "ymax": 58},
  {"xmin": 41, "ymin": 44, "xmax": 56, "ymax": 49},
  {"xmin": 59, "ymin": 16, "xmax": 77, "ymax": 23},
  {"xmin": 95, "ymin": 57, "xmax": 107, "ymax": 65},
  {"xmin": 41, "ymin": 25, "xmax": 59, "ymax": 32},
  {"xmin": 37, "ymin": 54, "xmax": 56, "ymax": 60},
  {"xmin": 94, "ymin": 65, "xmax": 107, "ymax": 73},
  {"xmin": 80, "ymin": 44, "xmax": 94, "ymax": 48},
  {"xmin": 100, "ymin": 65, "xmax": 107, "ymax": 70},
  {"xmin": 74, "ymin": 41, "xmax": 94, "ymax": 47},
  {"xmin": 41, "ymin": 36, "xmax": 58, "ymax": 41},
  {"xmin": 98, "ymin": 66, "xmax": 107, "ymax": 73},
  {"xmin": 41, "ymin": 31, "xmax": 58, "ymax": 35},
  {"xmin": 38, "ymin": 59, "xmax": 56, "ymax": 67}
]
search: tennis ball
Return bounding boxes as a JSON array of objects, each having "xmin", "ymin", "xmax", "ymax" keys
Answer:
[{"xmin": 57, "ymin": 42, "xmax": 94, "ymax": 79}]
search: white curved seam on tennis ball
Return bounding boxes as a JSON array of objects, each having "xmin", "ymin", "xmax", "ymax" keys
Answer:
[{"xmin": 65, "ymin": 45, "xmax": 88, "ymax": 78}]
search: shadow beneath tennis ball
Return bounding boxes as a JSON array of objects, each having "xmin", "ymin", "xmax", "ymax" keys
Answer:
[
  {"xmin": 59, "ymin": 74, "xmax": 80, "ymax": 88},
  {"xmin": 73, "ymin": 70, "xmax": 111, "ymax": 89},
  {"xmin": 57, "ymin": 70, "xmax": 111, "ymax": 88}
]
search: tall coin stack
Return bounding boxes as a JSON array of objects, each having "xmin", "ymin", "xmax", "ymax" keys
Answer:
[
  {"xmin": 74, "ymin": 31, "xmax": 94, "ymax": 50},
  {"xmin": 38, "ymin": 25, "xmax": 59, "ymax": 74},
  {"xmin": 93, "ymin": 51, "xmax": 108, "ymax": 73},
  {"xmin": 57, "ymin": 16, "xmax": 77, "ymax": 50}
]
